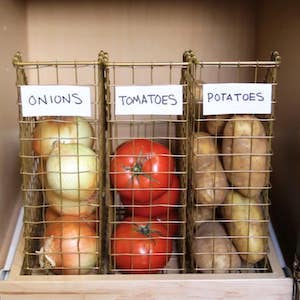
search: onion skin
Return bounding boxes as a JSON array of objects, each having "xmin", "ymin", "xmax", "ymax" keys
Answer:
[
  {"xmin": 45, "ymin": 207, "xmax": 59, "ymax": 221},
  {"xmin": 40, "ymin": 216, "xmax": 98, "ymax": 275},
  {"xmin": 45, "ymin": 207, "xmax": 97, "ymax": 230},
  {"xmin": 33, "ymin": 117, "xmax": 94, "ymax": 157},
  {"xmin": 46, "ymin": 190, "xmax": 97, "ymax": 217},
  {"xmin": 46, "ymin": 143, "xmax": 99, "ymax": 201}
]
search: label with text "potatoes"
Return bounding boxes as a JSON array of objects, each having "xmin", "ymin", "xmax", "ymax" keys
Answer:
[{"xmin": 203, "ymin": 83, "xmax": 272, "ymax": 115}]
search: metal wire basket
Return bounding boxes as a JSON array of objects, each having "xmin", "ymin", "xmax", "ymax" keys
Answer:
[
  {"xmin": 13, "ymin": 51, "xmax": 107, "ymax": 275},
  {"xmin": 186, "ymin": 50, "xmax": 280, "ymax": 273},
  {"xmin": 14, "ymin": 49, "xmax": 280, "ymax": 276},
  {"xmin": 105, "ymin": 59, "xmax": 190, "ymax": 274}
]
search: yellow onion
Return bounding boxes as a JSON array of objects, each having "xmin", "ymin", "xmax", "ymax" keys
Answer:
[
  {"xmin": 38, "ymin": 215, "xmax": 98, "ymax": 275},
  {"xmin": 45, "ymin": 207, "xmax": 97, "ymax": 230},
  {"xmin": 46, "ymin": 190, "xmax": 97, "ymax": 217},
  {"xmin": 33, "ymin": 117, "xmax": 94, "ymax": 157},
  {"xmin": 46, "ymin": 143, "xmax": 99, "ymax": 201}
]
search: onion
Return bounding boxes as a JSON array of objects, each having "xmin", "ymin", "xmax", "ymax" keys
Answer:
[
  {"xmin": 45, "ymin": 207, "xmax": 59, "ymax": 221},
  {"xmin": 33, "ymin": 117, "xmax": 94, "ymax": 157},
  {"xmin": 46, "ymin": 190, "xmax": 97, "ymax": 217},
  {"xmin": 45, "ymin": 207, "xmax": 97, "ymax": 230},
  {"xmin": 37, "ymin": 215, "xmax": 98, "ymax": 275},
  {"xmin": 46, "ymin": 143, "xmax": 99, "ymax": 201}
]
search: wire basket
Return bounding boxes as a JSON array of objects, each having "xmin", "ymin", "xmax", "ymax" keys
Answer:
[
  {"xmin": 105, "ymin": 59, "xmax": 191, "ymax": 274},
  {"xmin": 14, "ymin": 49, "xmax": 280, "ymax": 276},
  {"xmin": 186, "ymin": 50, "xmax": 281, "ymax": 273},
  {"xmin": 13, "ymin": 52, "xmax": 107, "ymax": 275}
]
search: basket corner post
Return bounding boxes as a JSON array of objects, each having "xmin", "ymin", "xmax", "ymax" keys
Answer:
[
  {"xmin": 270, "ymin": 50, "xmax": 281, "ymax": 64},
  {"xmin": 12, "ymin": 51, "xmax": 23, "ymax": 67},
  {"xmin": 96, "ymin": 50, "xmax": 110, "ymax": 274},
  {"xmin": 181, "ymin": 50, "xmax": 199, "ymax": 273},
  {"xmin": 98, "ymin": 50, "xmax": 109, "ymax": 66}
]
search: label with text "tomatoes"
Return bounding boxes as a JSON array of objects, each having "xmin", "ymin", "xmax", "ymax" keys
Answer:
[{"xmin": 115, "ymin": 85, "xmax": 183, "ymax": 115}]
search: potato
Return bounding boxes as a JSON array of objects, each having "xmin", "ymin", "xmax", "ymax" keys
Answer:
[
  {"xmin": 222, "ymin": 115, "xmax": 268, "ymax": 198},
  {"xmin": 192, "ymin": 206, "xmax": 214, "ymax": 230},
  {"xmin": 192, "ymin": 222, "xmax": 241, "ymax": 273},
  {"xmin": 206, "ymin": 115, "xmax": 230, "ymax": 136},
  {"xmin": 192, "ymin": 132, "xmax": 228, "ymax": 205},
  {"xmin": 192, "ymin": 80, "xmax": 203, "ymax": 131},
  {"xmin": 221, "ymin": 191, "xmax": 268, "ymax": 264},
  {"xmin": 192, "ymin": 81, "xmax": 229, "ymax": 134}
]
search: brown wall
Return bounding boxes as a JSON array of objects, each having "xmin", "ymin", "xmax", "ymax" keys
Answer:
[
  {"xmin": 26, "ymin": 0, "xmax": 256, "ymax": 62},
  {"xmin": 256, "ymin": 0, "xmax": 300, "ymax": 268},
  {"xmin": 0, "ymin": 0, "xmax": 27, "ymax": 266}
]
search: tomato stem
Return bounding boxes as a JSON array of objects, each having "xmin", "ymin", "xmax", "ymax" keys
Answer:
[
  {"xmin": 122, "ymin": 152, "xmax": 160, "ymax": 185},
  {"xmin": 134, "ymin": 223, "xmax": 163, "ymax": 238}
]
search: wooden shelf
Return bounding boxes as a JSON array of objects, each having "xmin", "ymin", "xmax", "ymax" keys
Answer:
[{"xmin": 0, "ymin": 229, "xmax": 293, "ymax": 299}]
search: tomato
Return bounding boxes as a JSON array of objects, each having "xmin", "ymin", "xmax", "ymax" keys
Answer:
[
  {"xmin": 121, "ymin": 175, "xmax": 180, "ymax": 217},
  {"xmin": 156, "ymin": 209, "xmax": 179, "ymax": 237},
  {"xmin": 111, "ymin": 216, "xmax": 172, "ymax": 273},
  {"xmin": 110, "ymin": 139, "xmax": 175, "ymax": 204}
]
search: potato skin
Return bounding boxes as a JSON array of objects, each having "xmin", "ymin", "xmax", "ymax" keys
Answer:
[
  {"xmin": 221, "ymin": 191, "xmax": 268, "ymax": 264},
  {"xmin": 206, "ymin": 115, "xmax": 230, "ymax": 136},
  {"xmin": 192, "ymin": 206, "xmax": 214, "ymax": 230},
  {"xmin": 192, "ymin": 222, "xmax": 241, "ymax": 273},
  {"xmin": 192, "ymin": 80, "xmax": 229, "ymax": 134},
  {"xmin": 192, "ymin": 132, "xmax": 228, "ymax": 205},
  {"xmin": 222, "ymin": 115, "xmax": 268, "ymax": 198}
]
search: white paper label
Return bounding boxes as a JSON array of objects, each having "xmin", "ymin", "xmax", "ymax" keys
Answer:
[
  {"xmin": 115, "ymin": 85, "xmax": 183, "ymax": 115},
  {"xmin": 20, "ymin": 85, "xmax": 91, "ymax": 117},
  {"xmin": 203, "ymin": 83, "xmax": 272, "ymax": 115}
]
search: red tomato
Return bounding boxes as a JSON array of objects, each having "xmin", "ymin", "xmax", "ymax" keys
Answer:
[
  {"xmin": 121, "ymin": 175, "xmax": 180, "ymax": 217},
  {"xmin": 156, "ymin": 209, "xmax": 179, "ymax": 237},
  {"xmin": 111, "ymin": 216, "xmax": 172, "ymax": 273},
  {"xmin": 110, "ymin": 139, "xmax": 175, "ymax": 204}
]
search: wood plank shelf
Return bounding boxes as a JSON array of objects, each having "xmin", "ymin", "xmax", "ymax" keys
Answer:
[{"xmin": 0, "ymin": 229, "xmax": 293, "ymax": 300}]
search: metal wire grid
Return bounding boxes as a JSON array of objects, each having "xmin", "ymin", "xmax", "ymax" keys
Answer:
[
  {"xmin": 105, "ymin": 61, "xmax": 190, "ymax": 274},
  {"xmin": 187, "ymin": 51, "xmax": 280, "ymax": 273},
  {"xmin": 13, "ymin": 50, "xmax": 281, "ymax": 276},
  {"xmin": 13, "ymin": 52, "xmax": 105, "ymax": 274}
]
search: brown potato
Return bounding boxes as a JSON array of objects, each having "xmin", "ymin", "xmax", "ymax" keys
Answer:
[
  {"xmin": 192, "ymin": 222, "xmax": 241, "ymax": 273},
  {"xmin": 221, "ymin": 191, "xmax": 268, "ymax": 264},
  {"xmin": 192, "ymin": 132, "xmax": 228, "ymax": 205},
  {"xmin": 192, "ymin": 206, "xmax": 214, "ymax": 230},
  {"xmin": 192, "ymin": 81, "xmax": 229, "ymax": 134},
  {"xmin": 206, "ymin": 115, "xmax": 230, "ymax": 136},
  {"xmin": 222, "ymin": 115, "xmax": 268, "ymax": 198}
]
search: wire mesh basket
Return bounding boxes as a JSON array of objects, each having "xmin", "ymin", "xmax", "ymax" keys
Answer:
[
  {"xmin": 14, "ymin": 49, "xmax": 280, "ymax": 276},
  {"xmin": 105, "ymin": 60, "xmax": 190, "ymax": 274},
  {"xmin": 186, "ymin": 50, "xmax": 281, "ymax": 273},
  {"xmin": 13, "ymin": 52, "xmax": 107, "ymax": 275}
]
